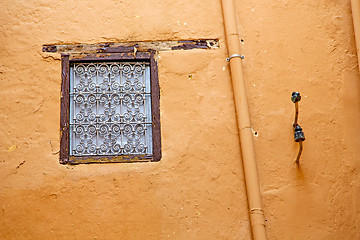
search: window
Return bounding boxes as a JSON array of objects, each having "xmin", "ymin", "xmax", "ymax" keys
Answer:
[{"xmin": 60, "ymin": 52, "xmax": 161, "ymax": 164}]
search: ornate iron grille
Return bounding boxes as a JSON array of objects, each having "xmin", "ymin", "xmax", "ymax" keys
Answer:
[{"xmin": 69, "ymin": 62, "xmax": 153, "ymax": 156}]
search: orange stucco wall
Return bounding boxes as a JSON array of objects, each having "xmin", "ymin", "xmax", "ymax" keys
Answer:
[{"xmin": 0, "ymin": 0, "xmax": 359, "ymax": 239}]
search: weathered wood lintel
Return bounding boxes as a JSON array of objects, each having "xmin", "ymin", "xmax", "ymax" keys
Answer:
[
  {"xmin": 42, "ymin": 39, "xmax": 219, "ymax": 53},
  {"xmin": 69, "ymin": 52, "xmax": 152, "ymax": 61},
  {"xmin": 67, "ymin": 155, "xmax": 154, "ymax": 165}
]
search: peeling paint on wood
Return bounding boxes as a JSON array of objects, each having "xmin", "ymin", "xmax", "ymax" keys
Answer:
[
  {"xmin": 69, "ymin": 52, "xmax": 152, "ymax": 61},
  {"xmin": 42, "ymin": 39, "xmax": 219, "ymax": 53},
  {"xmin": 68, "ymin": 155, "xmax": 153, "ymax": 165},
  {"xmin": 59, "ymin": 54, "xmax": 70, "ymax": 164}
]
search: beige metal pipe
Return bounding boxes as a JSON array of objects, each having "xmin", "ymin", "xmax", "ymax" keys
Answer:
[
  {"xmin": 351, "ymin": 0, "xmax": 360, "ymax": 70},
  {"xmin": 220, "ymin": 0, "xmax": 267, "ymax": 239}
]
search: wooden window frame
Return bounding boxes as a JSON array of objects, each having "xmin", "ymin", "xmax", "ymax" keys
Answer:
[{"xmin": 59, "ymin": 52, "xmax": 161, "ymax": 164}]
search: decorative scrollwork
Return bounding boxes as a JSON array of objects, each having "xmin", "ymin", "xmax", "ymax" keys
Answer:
[
  {"xmin": 73, "ymin": 125, "xmax": 97, "ymax": 155},
  {"xmin": 69, "ymin": 61, "xmax": 151, "ymax": 156}
]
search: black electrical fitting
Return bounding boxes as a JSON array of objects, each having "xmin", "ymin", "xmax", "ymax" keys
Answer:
[
  {"xmin": 291, "ymin": 92, "xmax": 305, "ymax": 164},
  {"xmin": 291, "ymin": 92, "xmax": 301, "ymax": 103},
  {"xmin": 294, "ymin": 125, "xmax": 305, "ymax": 142}
]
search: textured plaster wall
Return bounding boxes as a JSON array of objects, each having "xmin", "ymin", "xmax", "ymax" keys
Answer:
[
  {"xmin": 0, "ymin": 0, "xmax": 251, "ymax": 239},
  {"xmin": 0, "ymin": 0, "xmax": 359, "ymax": 240},
  {"xmin": 235, "ymin": 0, "xmax": 360, "ymax": 239}
]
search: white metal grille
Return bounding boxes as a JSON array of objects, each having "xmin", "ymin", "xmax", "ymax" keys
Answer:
[{"xmin": 69, "ymin": 62, "xmax": 152, "ymax": 156}]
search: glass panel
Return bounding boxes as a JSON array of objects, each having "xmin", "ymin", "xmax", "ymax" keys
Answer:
[{"xmin": 69, "ymin": 62, "xmax": 152, "ymax": 156}]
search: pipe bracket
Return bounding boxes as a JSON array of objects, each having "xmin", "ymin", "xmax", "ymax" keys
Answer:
[{"xmin": 226, "ymin": 53, "xmax": 244, "ymax": 61}]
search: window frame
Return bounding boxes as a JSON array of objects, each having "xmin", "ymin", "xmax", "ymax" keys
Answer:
[{"xmin": 59, "ymin": 52, "xmax": 161, "ymax": 164}]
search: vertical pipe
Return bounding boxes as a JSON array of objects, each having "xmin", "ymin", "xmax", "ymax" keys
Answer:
[
  {"xmin": 351, "ymin": 0, "xmax": 360, "ymax": 70},
  {"xmin": 220, "ymin": 0, "xmax": 267, "ymax": 240}
]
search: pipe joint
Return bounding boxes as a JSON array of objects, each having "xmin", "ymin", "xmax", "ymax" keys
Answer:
[
  {"xmin": 249, "ymin": 208, "xmax": 264, "ymax": 214},
  {"xmin": 240, "ymin": 125, "xmax": 252, "ymax": 130}
]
